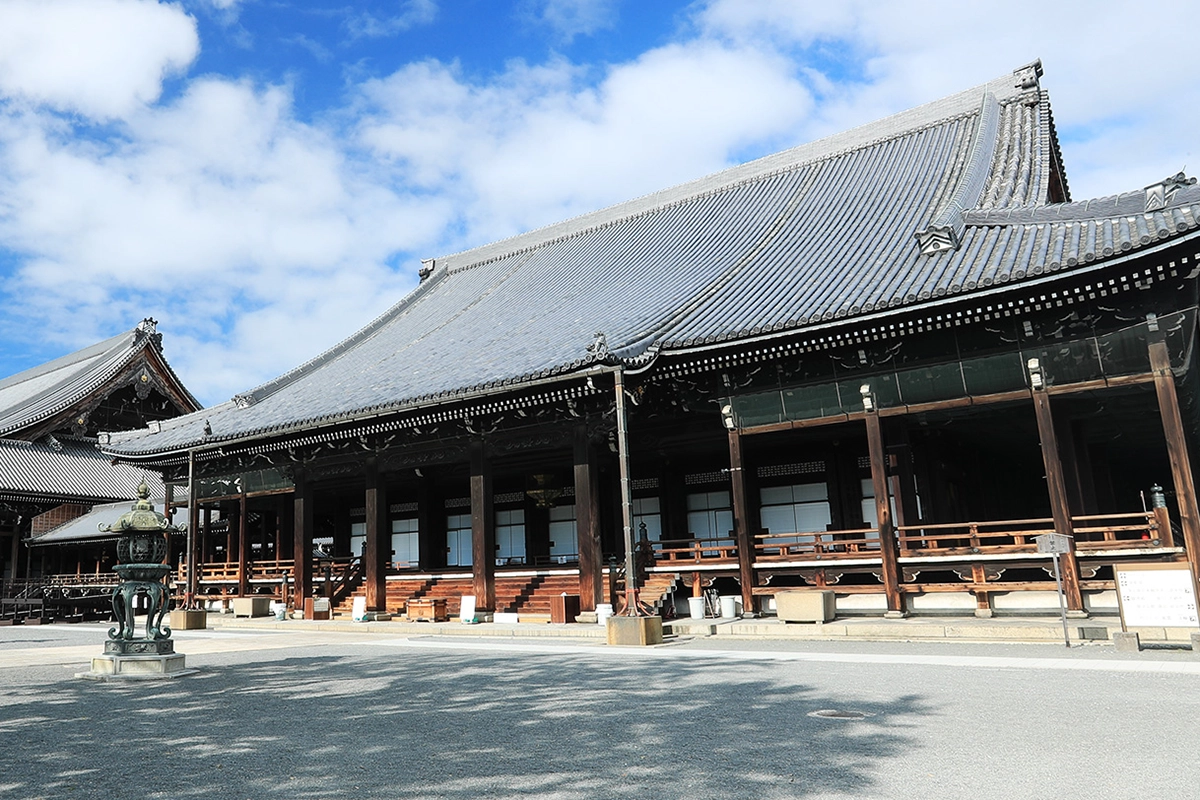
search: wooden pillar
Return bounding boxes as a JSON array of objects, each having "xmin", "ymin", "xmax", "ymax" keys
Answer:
[
  {"xmin": 864, "ymin": 408, "xmax": 904, "ymax": 615},
  {"xmin": 200, "ymin": 506, "xmax": 211, "ymax": 565},
  {"xmin": 416, "ymin": 471, "xmax": 440, "ymax": 571},
  {"xmin": 886, "ymin": 421, "xmax": 920, "ymax": 533},
  {"xmin": 727, "ymin": 430, "xmax": 756, "ymax": 614},
  {"xmin": 575, "ymin": 426, "xmax": 602, "ymax": 612},
  {"xmin": 1148, "ymin": 338, "xmax": 1200, "ymax": 595},
  {"xmin": 237, "ymin": 494, "xmax": 249, "ymax": 596},
  {"xmin": 1029, "ymin": 374, "xmax": 1084, "ymax": 612},
  {"xmin": 293, "ymin": 469, "xmax": 313, "ymax": 610},
  {"xmin": 469, "ymin": 440, "xmax": 496, "ymax": 612},
  {"xmin": 364, "ymin": 460, "xmax": 388, "ymax": 611}
]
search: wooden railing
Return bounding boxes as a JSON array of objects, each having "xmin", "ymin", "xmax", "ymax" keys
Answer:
[
  {"xmin": 649, "ymin": 511, "xmax": 1165, "ymax": 566},
  {"xmin": 896, "ymin": 511, "xmax": 1160, "ymax": 556},
  {"xmin": 652, "ymin": 537, "xmax": 738, "ymax": 564},
  {"xmin": 755, "ymin": 528, "xmax": 879, "ymax": 561},
  {"xmin": 176, "ymin": 559, "xmax": 295, "ymax": 583}
]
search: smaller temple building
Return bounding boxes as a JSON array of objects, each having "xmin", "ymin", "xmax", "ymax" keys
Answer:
[{"xmin": 0, "ymin": 320, "xmax": 200, "ymax": 621}]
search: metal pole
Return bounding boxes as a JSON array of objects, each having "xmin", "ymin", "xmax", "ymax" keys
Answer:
[
  {"xmin": 613, "ymin": 367, "xmax": 639, "ymax": 615},
  {"xmin": 1052, "ymin": 551, "xmax": 1070, "ymax": 648}
]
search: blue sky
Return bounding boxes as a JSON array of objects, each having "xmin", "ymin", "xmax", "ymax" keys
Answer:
[{"xmin": 1, "ymin": 0, "xmax": 1198, "ymax": 408}]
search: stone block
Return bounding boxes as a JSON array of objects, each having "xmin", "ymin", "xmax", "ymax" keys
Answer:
[
  {"xmin": 1191, "ymin": 632, "xmax": 1200, "ymax": 654},
  {"xmin": 232, "ymin": 597, "xmax": 271, "ymax": 618},
  {"xmin": 775, "ymin": 590, "xmax": 835, "ymax": 623},
  {"xmin": 1112, "ymin": 631, "xmax": 1141, "ymax": 652},
  {"xmin": 606, "ymin": 615, "xmax": 663, "ymax": 646},
  {"xmin": 169, "ymin": 609, "xmax": 207, "ymax": 630}
]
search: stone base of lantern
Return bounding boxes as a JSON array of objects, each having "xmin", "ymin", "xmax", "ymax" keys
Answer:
[{"xmin": 78, "ymin": 641, "xmax": 196, "ymax": 680}]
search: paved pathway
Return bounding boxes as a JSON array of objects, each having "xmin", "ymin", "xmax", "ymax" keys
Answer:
[{"xmin": 2, "ymin": 623, "xmax": 1198, "ymax": 799}]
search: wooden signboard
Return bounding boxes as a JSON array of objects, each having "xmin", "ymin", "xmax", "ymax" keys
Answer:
[{"xmin": 1114, "ymin": 563, "xmax": 1200, "ymax": 630}]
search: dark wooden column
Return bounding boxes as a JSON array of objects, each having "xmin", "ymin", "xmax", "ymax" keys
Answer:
[
  {"xmin": 364, "ymin": 460, "xmax": 388, "ymax": 611},
  {"xmin": 885, "ymin": 421, "xmax": 920, "ymax": 534},
  {"xmin": 237, "ymin": 494, "xmax": 249, "ymax": 596},
  {"xmin": 469, "ymin": 440, "xmax": 496, "ymax": 612},
  {"xmin": 575, "ymin": 426, "xmax": 602, "ymax": 611},
  {"xmin": 293, "ymin": 469, "xmax": 313, "ymax": 610},
  {"xmin": 864, "ymin": 408, "xmax": 904, "ymax": 615},
  {"xmin": 727, "ymin": 430, "xmax": 756, "ymax": 614},
  {"xmin": 1148, "ymin": 338, "xmax": 1200, "ymax": 594},
  {"xmin": 415, "ymin": 471, "xmax": 439, "ymax": 571},
  {"xmin": 1029, "ymin": 371, "xmax": 1084, "ymax": 612}
]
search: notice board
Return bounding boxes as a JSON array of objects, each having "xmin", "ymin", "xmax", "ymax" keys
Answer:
[{"xmin": 1113, "ymin": 563, "xmax": 1200, "ymax": 630}]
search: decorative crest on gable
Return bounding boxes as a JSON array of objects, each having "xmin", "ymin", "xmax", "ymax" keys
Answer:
[
  {"xmin": 419, "ymin": 258, "xmax": 436, "ymax": 281},
  {"xmin": 1145, "ymin": 171, "xmax": 1196, "ymax": 212},
  {"xmin": 914, "ymin": 224, "xmax": 960, "ymax": 256}
]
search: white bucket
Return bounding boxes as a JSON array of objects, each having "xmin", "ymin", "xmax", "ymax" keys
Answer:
[
  {"xmin": 596, "ymin": 603, "xmax": 614, "ymax": 625},
  {"xmin": 687, "ymin": 596, "xmax": 706, "ymax": 619},
  {"xmin": 720, "ymin": 595, "xmax": 740, "ymax": 619}
]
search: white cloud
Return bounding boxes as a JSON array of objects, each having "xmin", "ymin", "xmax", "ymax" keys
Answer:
[
  {"xmin": 0, "ymin": 0, "xmax": 198, "ymax": 120},
  {"xmin": 0, "ymin": 77, "xmax": 443, "ymax": 401},
  {"xmin": 521, "ymin": 0, "xmax": 619, "ymax": 42},
  {"xmin": 346, "ymin": 0, "xmax": 438, "ymax": 39},
  {"xmin": 356, "ymin": 42, "xmax": 812, "ymax": 243}
]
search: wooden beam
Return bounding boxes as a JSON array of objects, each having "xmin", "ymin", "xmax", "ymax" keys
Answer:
[
  {"xmin": 1030, "ymin": 386, "xmax": 1084, "ymax": 611},
  {"xmin": 293, "ymin": 469, "xmax": 313, "ymax": 610},
  {"xmin": 574, "ymin": 426, "xmax": 602, "ymax": 612},
  {"xmin": 1148, "ymin": 339, "xmax": 1200, "ymax": 598},
  {"xmin": 727, "ymin": 429, "xmax": 756, "ymax": 614},
  {"xmin": 864, "ymin": 409, "xmax": 904, "ymax": 615},
  {"xmin": 469, "ymin": 440, "xmax": 496, "ymax": 612},
  {"xmin": 364, "ymin": 460, "xmax": 388, "ymax": 611},
  {"xmin": 738, "ymin": 373, "xmax": 1157, "ymax": 438}
]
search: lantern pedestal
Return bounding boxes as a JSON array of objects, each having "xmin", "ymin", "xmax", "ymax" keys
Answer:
[{"xmin": 78, "ymin": 636, "xmax": 196, "ymax": 679}]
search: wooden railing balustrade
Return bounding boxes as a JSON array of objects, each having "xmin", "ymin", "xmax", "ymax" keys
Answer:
[
  {"xmin": 652, "ymin": 537, "xmax": 738, "ymax": 564},
  {"xmin": 755, "ymin": 528, "xmax": 879, "ymax": 561},
  {"xmin": 896, "ymin": 511, "xmax": 1159, "ymax": 555},
  {"xmin": 649, "ymin": 511, "xmax": 1164, "ymax": 566}
]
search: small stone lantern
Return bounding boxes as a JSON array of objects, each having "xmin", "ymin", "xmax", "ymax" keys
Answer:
[{"xmin": 78, "ymin": 481, "xmax": 195, "ymax": 680}]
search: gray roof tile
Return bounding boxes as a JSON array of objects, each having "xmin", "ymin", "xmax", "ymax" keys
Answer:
[{"xmin": 104, "ymin": 65, "xmax": 1200, "ymax": 458}]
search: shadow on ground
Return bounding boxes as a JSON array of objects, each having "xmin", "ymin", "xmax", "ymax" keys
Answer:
[{"xmin": 0, "ymin": 642, "xmax": 929, "ymax": 799}]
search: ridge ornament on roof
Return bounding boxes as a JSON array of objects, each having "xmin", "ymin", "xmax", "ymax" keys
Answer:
[{"xmin": 1145, "ymin": 172, "xmax": 1197, "ymax": 212}]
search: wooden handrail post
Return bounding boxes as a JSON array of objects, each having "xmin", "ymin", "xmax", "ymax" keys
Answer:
[
  {"xmin": 727, "ymin": 429, "xmax": 756, "ymax": 615},
  {"xmin": 293, "ymin": 468, "xmax": 313, "ymax": 612},
  {"xmin": 469, "ymin": 439, "xmax": 496, "ymax": 613},
  {"xmin": 237, "ymin": 494, "xmax": 249, "ymax": 597},
  {"xmin": 864, "ymin": 401, "xmax": 904, "ymax": 616},
  {"xmin": 1028, "ymin": 363, "xmax": 1084, "ymax": 612},
  {"xmin": 364, "ymin": 459, "xmax": 388, "ymax": 612},
  {"xmin": 574, "ymin": 425, "xmax": 603, "ymax": 612}
]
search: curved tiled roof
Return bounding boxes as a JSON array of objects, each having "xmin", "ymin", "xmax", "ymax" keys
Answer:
[
  {"xmin": 104, "ymin": 63, "xmax": 1200, "ymax": 459},
  {"xmin": 0, "ymin": 320, "xmax": 199, "ymax": 439},
  {"xmin": 0, "ymin": 437, "xmax": 162, "ymax": 504}
]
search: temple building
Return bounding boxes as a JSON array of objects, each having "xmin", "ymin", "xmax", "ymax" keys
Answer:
[
  {"xmin": 103, "ymin": 62, "xmax": 1200, "ymax": 621},
  {"xmin": 0, "ymin": 320, "xmax": 200, "ymax": 618}
]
